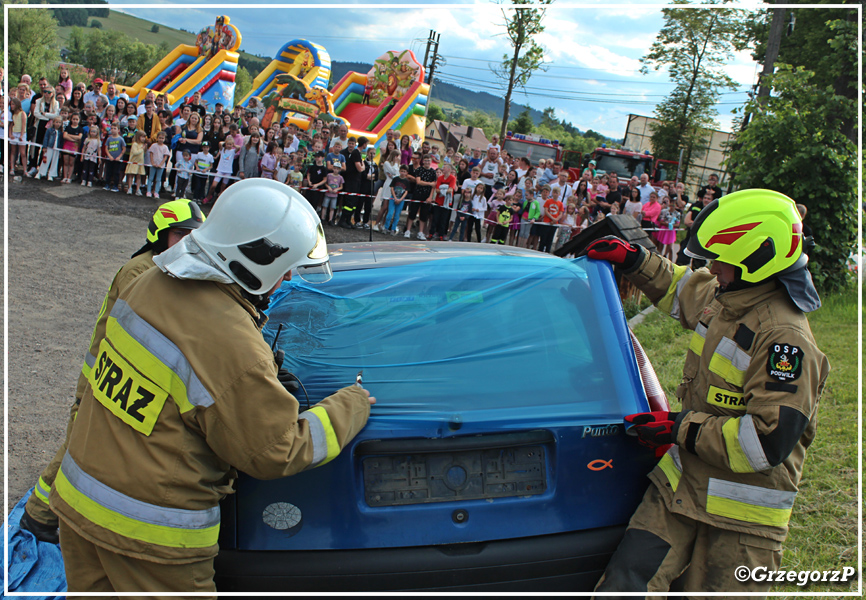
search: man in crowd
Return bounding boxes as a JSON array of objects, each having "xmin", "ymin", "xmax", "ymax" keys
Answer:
[
  {"xmin": 337, "ymin": 136, "xmax": 364, "ymax": 228},
  {"xmin": 698, "ymin": 172, "xmax": 723, "ymax": 201},
  {"xmin": 638, "ymin": 173, "xmax": 654, "ymax": 205}
]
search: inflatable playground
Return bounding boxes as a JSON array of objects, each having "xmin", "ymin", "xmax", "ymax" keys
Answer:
[
  {"xmin": 96, "ymin": 16, "xmax": 429, "ymax": 151},
  {"xmin": 106, "ymin": 16, "xmax": 241, "ymax": 114},
  {"xmin": 238, "ymin": 41, "xmax": 428, "ymax": 151}
]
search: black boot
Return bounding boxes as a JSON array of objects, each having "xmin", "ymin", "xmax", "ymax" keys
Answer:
[{"xmin": 19, "ymin": 509, "xmax": 60, "ymax": 544}]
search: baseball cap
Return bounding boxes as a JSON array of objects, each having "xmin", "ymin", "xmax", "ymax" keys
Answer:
[
  {"xmin": 589, "ymin": 160, "xmax": 597, "ymax": 166},
  {"xmin": 93, "ymin": 78, "xmax": 103, "ymax": 85},
  {"xmin": 201, "ymin": 140, "xmax": 210, "ymax": 146},
  {"xmin": 127, "ymin": 115, "xmax": 137, "ymax": 122},
  {"xmin": 315, "ymin": 151, "xmax": 325, "ymax": 158}
]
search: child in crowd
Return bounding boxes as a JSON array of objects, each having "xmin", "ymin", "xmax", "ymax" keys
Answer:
[
  {"xmin": 204, "ymin": 137, "xmax": 237, "ymax": 203},
  {"xmin": 60, "ymin": 112, "xmax": 84, "ymax": 184},
  {"xmin": 491, "ymin": 195, "xmax": 518, "ymax": 245},
  {"xmin": 384, "ymin": 164, "xmax": 409, "ymax": 235},
  {"xmin": 508, "ymin": 189, "xmax": 524, "ymax": 246},
  {"xmin": 655, "ymin": 197, "xmax": 680, "ymax": 260},
  {"xmin": 326, "ymin": 142, "xmax": 343, "ymax": 172},
  {"xmin": 81, "ymin": 126, "xmax": 101, "ymax": 187},
  {"xmin": 260, "ymin": 141, "xmax": 279, "ymax": 180},
  {"xmin": 323, "ymin": 163, "xmax": 344, "ymax": 225},
  {"xmin": 487, "ymin": 134, "xmax": 500, "ymax": 152},
  {"xmin": 449, "ymin": 187, "xmax": 473, "ymax": 242},
  {"xmin": 275, "ymin": 153, "xmax": 292, "ymax": 185},
  {"xmin": 192, "ymin": 140, "xmax": 214, "ymax": 202},
  {"xmin": 468, "ymin": 182, "xmax": 488, "ymax": 242},
  {"xmin": 290, "ymin": 154, "xmax": 304, "ymax": 190},
  {"xmin": 173, "ymin": 149, "xmax": 193, "ymax": 199},
  {"xmin": 36, "ymin": 116, "xmax": 63, "ymax": 181},
  {"xmin": 145, "ymin": 130, "xmax": 170, "ymax": 198},
  {"xmin": 484, "ymin": 188, "xmax": 506, "ymax": 243},
  {"xmin": 304, "ymin": 150, "xmax": 328, "ymax": 211},
  {"xmin": 124, "ymin": 130, "xmax": 146, "ymax": 195},
  {"xmin": 461, "ymin": 166, "xmax": 483, "ymax": 193},
  {"xmin": 102, "ymin": 123, "xmax": 126, "ymax": 192}
]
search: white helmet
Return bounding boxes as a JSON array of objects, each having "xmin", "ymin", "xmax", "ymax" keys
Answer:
[{"xmin": 190, "ymin": 178, "xmax": 330, "ymax": 294}]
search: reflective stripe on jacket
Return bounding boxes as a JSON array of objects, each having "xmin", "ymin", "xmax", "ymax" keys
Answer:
[
  {"xmin": 51, "ymin": 268, "xmax": 371, "ymax": 561},
  {"xmin": 624, "ymin": 251, "xmax": 830, "ymax": 541}
]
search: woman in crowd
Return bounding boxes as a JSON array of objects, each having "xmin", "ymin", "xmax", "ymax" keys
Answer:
[
  {"xmin": 61, "ymin": 111, "xmax": 84, "ymax": 183},
  {"xmin": 622, "ymin": 186, "xmax": 643, "ymax": 221},
  {"xmin": 400, "ymin": 134, "xmax": 412, "ymax": 165},
  {"xmin": 640, "ymin": 190, "xmax": 662, "ymax": 238},
  {"xmin": 238, "ymin": 131, "xmax": 263, "ymax": 179},
  {"xmin": 454, "ymin": 158, "xmax": 471, "ymax": 187},
  {"xmin": 114, "ymin": 97, "xmax": 128, "ymax": 121},
  {"xmin": 66, "ymin": 87, "xmax": 85, "ymax": 112}
]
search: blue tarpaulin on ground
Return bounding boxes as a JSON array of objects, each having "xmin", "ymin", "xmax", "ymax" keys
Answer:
[{"xmin": 1, "ymin": 490, "xmax": 66, "ymax": 599}]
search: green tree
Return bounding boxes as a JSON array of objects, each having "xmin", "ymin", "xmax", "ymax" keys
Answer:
[
  {"xmin": 7, "ymin": 5, "xmax": 59, "ymax": 84},
  {"xmin": 151, "ymin": 24, "xmax": 160, "ymax": 34},
  {"xmin": 234, "ymin": 66, "xmax": 253, "ymax": 107},
  {"xmin": 540, "ymin": 106, "xmax": 558, "ymax": 129},
  {"xmin": 726, "ymin": 65, "xmax": 856, "ymax": 292},
  {"xmin": 65, "ymin": 28, "xmax": 161, "ymax": 85},
  {"xmin": 492, "ymin": 0, "xmax": 551, "ymax": 141},
  {"xmin": 640, "ymin": 1, "xmax": 745, "ymax": 177},
  {"xmin": 53, "ymin": 7, "xmax": 88, "ymax": 27},
  {"xmin": 90, "ymin": 19, "xmax": 103, "ymax": 28},
  {"xmin": 508, "ymin": 109, "xmax": 534, "ymax": 134},
  {"xmin": 426, "ymin": 102, "xmax": 446, "ymax": 125}
]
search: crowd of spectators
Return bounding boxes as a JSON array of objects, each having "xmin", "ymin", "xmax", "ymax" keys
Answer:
[{"xmin": 2, "ymin": 67, "xmax": 716, "ymax": 256}]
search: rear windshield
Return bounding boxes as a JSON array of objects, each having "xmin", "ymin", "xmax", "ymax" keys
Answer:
[{"xmin": 265, "ymin": 256, "xmax": 643, "ymax": 421}]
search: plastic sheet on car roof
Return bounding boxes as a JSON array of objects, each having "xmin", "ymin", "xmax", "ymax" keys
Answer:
[{"xmin": 265, "ymin": 255, "xmax": 643, "ymax": 421}]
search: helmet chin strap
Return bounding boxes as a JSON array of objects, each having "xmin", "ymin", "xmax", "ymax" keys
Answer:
[{"xmin": 241, "ymin": 288, "xmax": 271, "ymax": 311}]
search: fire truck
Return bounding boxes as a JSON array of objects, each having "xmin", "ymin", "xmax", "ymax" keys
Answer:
[
  {"xmin": 574, "ymin": 146, "xmax": 679, "ymax": 186},
  {"xmin": 501, "ymin": 132, "xmax": 564, "ymax": 164}
]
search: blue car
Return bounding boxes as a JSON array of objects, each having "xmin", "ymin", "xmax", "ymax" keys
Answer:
[{"xmin": 214, "ymin": 242, "xmax": 669, "ymax": 592}]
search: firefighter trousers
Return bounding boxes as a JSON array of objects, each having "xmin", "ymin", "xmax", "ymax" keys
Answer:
[
  {"xmin": 594, "ymin": 485, "xmax": 782, "ymax": 599},
  {"xmin": 24, "ymin": 403, "xmax": 79, "ymax": 526},
  {"xmin": 59, "ymin": 519, "xmax": 217, "ymax": 599}
]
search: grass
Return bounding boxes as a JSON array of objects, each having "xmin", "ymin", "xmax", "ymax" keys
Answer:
[
  {"xmin": 57, "ymin": 10, "xmax": 267, "ymax": 74},
  {"xmin": 633, "ymin": 288, "xmax": 859, "ymax": 594}
]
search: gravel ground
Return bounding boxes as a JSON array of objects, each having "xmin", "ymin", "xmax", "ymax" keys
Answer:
[{"xmin": 4, "ymin": 177, "xmax": 393, "ymax": 513}]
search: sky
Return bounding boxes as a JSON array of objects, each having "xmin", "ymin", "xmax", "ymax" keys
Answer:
[{"xmin": 106, "ymin": 1, "xmax": 771, "ymax": 139}]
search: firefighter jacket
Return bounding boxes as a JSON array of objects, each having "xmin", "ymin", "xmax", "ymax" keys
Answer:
[
  {"xmin": 50, "ymin": 268, "xmax": 371, "ymax": 563},
  {"xmin": 623, "ymin": 251, "xmax": 829, "ymax": 542}
]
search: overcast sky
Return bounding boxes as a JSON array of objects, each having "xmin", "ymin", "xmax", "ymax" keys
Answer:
[{"xmin": 108, "ymin": 1, "xmax": 774, "ymax": 139}]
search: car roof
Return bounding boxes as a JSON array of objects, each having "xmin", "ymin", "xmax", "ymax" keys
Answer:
[{"xmin": 325, "ymin": 241, "xmax": 561, "ymax": 272}]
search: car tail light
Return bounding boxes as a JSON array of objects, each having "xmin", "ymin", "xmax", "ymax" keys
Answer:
[{"xmin": 629, "ymin": 330, "xmax": 669, "ymax": 411}]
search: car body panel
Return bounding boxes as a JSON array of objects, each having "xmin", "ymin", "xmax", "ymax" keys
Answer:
[{"xmin": 224, "ymin": 245, "xmax": 658, "ymax": 555}]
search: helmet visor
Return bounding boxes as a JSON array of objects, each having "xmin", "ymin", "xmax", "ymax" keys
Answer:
[
  {"xmin": 297, "ymin": 223, "xmax": 332, "ymax": 283},
  {"xmin": 297, "ymin": 261, "xmax": 332, "ymax": 284}
]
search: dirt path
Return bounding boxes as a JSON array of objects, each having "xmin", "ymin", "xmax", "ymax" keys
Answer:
[{"xmin": 3, "ymin": 179, "xmax": 386, "ymax": 513}]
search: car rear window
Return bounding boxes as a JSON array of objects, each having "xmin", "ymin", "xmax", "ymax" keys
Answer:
[{"xmin": 265, "ymin": 256, "xmax": 644, "ymax": 421}]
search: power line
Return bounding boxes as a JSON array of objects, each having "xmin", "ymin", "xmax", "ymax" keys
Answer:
[
  {"xmin": 433, "ymin": 74, "xmax": 747, "ymax": 107},
  {"xmin": 441, "ymin": 64, "xmax": 749, "ymax": 96}
]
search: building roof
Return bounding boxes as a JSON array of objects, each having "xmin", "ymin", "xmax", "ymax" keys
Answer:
[{"xmin": 426, "ymin": 120, "xmax": 490, "ymax": 154}]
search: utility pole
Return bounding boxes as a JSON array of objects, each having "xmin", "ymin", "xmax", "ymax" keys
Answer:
[
  {"xmin": 422, "ymin": 30, "xmax": 434, "ymax": 76},
  {"xmin": 427, "ymin": 32, "xmax": 441, "ymax": 85},
  {"xmin": 756, "ymin": 1, "xmax": 787, "ymax": 100}
]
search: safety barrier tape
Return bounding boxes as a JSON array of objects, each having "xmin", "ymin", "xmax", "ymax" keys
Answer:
[{"xmin": 10, "ymin": 140, "xmax": 685, "ymax": 232}]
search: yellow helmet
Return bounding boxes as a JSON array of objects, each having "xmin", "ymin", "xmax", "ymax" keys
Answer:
[
  {"xmin": 146, "ymin": 199, "xmax": 205, "ymax": 244},
  {"xmin": 685, "ymin": 189, "xmax": 806, "ymax": 283}
]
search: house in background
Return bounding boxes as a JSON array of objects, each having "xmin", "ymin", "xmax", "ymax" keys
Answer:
[{"xmin": 426, "ymin": 120, "xmax": 490, "ymax": 155}]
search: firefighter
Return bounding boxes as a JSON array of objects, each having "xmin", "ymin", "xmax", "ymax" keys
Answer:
[
  {"xmin": 50, "ymin": 179, "xmax": 374, "ymax": 595},
  {"xmin": 20, "ymin": 200, "xmax": 205, "ymax": 544},
  {"xmin": 586, "ymin": 189, "xmax": 830, "ymax": 594}
]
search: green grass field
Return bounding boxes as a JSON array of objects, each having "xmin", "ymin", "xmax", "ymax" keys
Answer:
[
  {"xmin": 632, "ymin": 287, "xmax": 859, "ymax": 594},
  {"xmin": 57, "ymin": 10, "xmax": 266, "ymax": 73}
]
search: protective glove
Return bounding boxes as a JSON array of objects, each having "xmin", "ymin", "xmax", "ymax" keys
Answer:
[
  {"xmin": 585, "ymin": 236, "xmax": 642, "ymax": 270},
  {"xmin": 624, "ymin": 411, "xmax": 680, "ymax": 449},
  {"xmin": 274, "ymin": 349, "xmax": 300, "ymax": 395}
]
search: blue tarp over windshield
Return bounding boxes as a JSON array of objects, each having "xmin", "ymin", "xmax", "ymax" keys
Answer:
[{"xmin": 265, "ymin": 255, "xmax": 645, "ymax": 422}]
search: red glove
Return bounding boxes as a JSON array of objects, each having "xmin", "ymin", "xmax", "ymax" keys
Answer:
[
  {"xmin": 624, "ymin": 411, "xmax": 679, "ymax": 449},
  {"xmin": 585, "ymin": 236, "xmax": 642, "ymax": 269}
]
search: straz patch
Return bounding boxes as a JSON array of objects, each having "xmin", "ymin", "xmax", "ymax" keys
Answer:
[
  {"xmin": 90, "ymin": 339, "xmax": 168, "ymax": 435},
  {"xmin": 707, "ymin": 385, "xmax": 747, "ymax": 411},
  {"xmin": 766, "ymin": 343, "xmax": 804, "ymax": 383}
]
